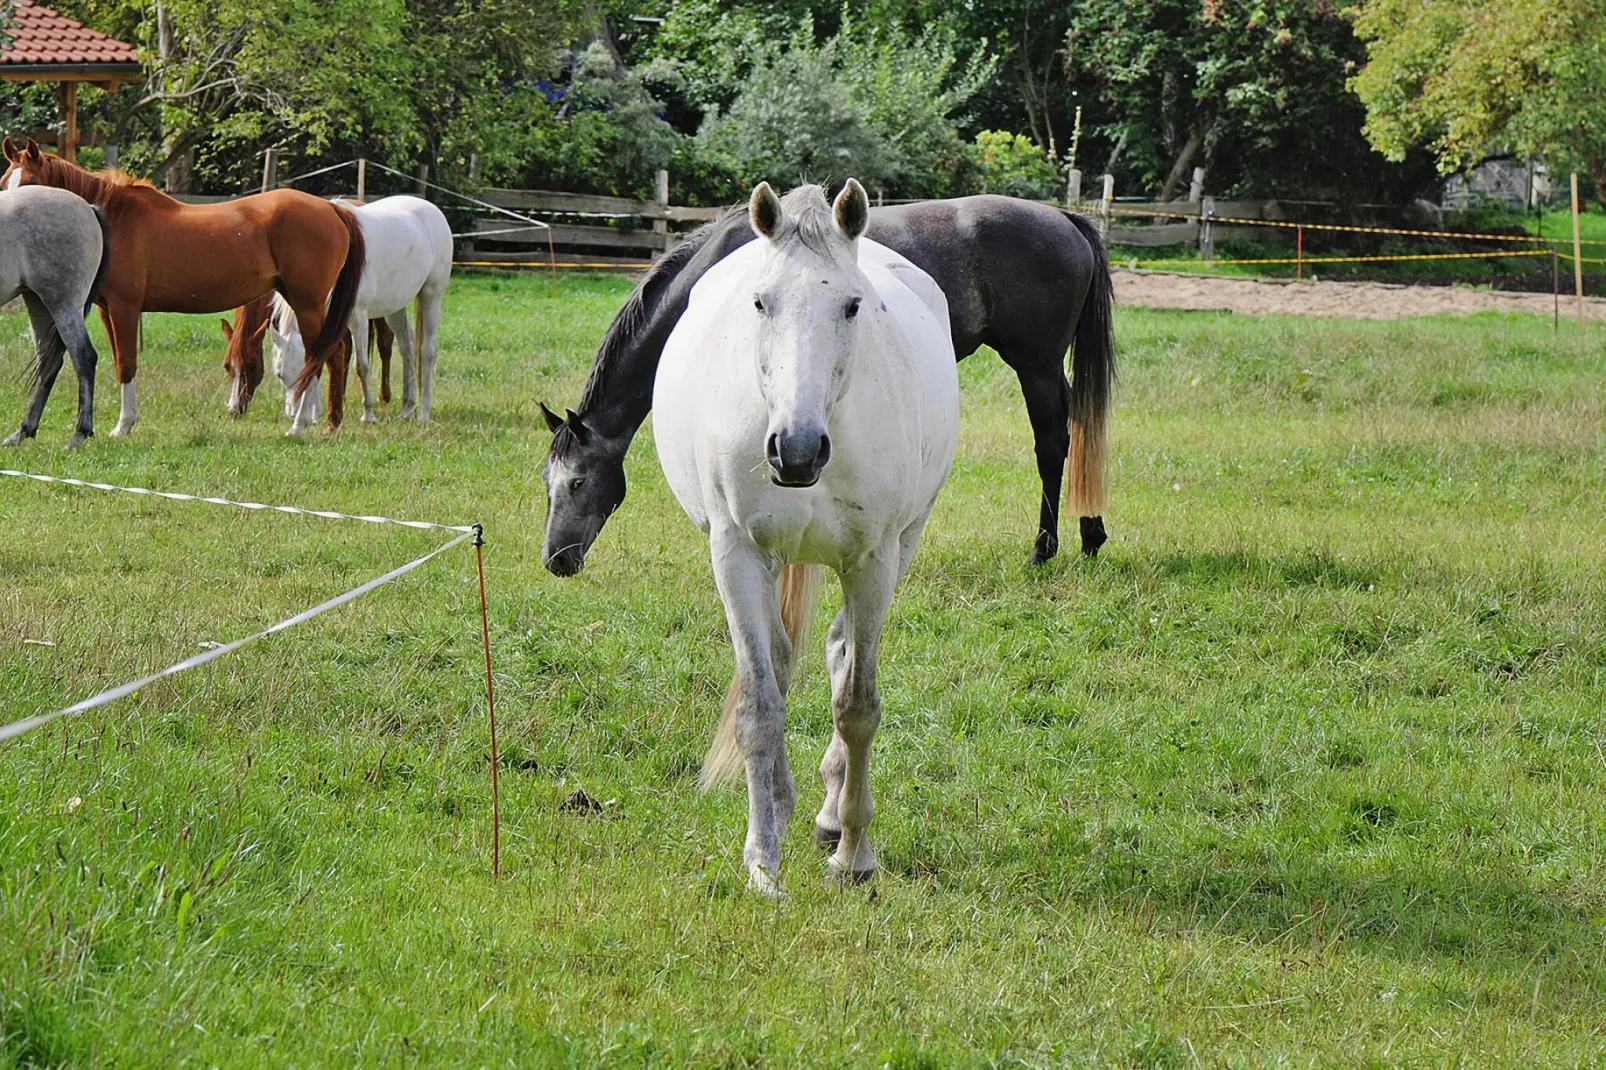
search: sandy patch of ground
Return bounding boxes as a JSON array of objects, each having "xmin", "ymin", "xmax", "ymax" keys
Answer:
[{"xmin": 1114, "ymin": 268, "xmax": 1606, "ymax": 321}]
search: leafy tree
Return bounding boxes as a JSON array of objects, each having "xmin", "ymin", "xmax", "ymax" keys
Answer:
[
  {"xmin": 970, "ymin": 129, "xmax": 1058, "ymax": 198},
  {"xmin": 1351, "ymin": 0, "xmax": 1606, "ymax": 205}
]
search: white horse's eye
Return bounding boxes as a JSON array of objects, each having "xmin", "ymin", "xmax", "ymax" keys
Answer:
[
  {"xmin": 753, "ymin": 296, "xmax": 767, "ymax": 314},
  {"xmin": 845, "ymin": 298, "xmax": 862, "ymax": 320}
]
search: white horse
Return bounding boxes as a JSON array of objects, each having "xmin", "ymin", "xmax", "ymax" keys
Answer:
[
  {"xmin": 652, "ymin": 180, "xmax": 960, "ymax": 893},
  {"xmin": 286, "ymin": 194, "xmax": 452, "ymax": 435}
]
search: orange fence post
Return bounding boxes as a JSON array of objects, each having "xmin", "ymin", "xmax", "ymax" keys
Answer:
[{"xmin": 1572, "ymin": 173, "xmax": 1585, "ymax": 330}]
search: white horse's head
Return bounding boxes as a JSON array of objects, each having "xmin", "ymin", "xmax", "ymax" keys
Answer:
[
  {"xmin": 746, "ymin": 179, "xmax": 870, "ymax": 488},
  {"xmin": 267, "ymin": 296, "xmax": 310, "ymax": 420}
]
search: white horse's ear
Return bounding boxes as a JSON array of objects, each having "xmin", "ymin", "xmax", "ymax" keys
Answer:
[
  {"xmin": 750, "ymin": 182, "xmax": 783, "ymax": 240},
  {"xmin": 833, "ymin": 178, "xmax": 869, "ymax": 241}
]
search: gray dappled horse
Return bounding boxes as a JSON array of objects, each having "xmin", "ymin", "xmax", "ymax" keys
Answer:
[
  {"xmin": 540, "ymin": 194, "xmax": 1116, "ymax": 576},
  {"xmin": 0, "ymin": 182, "xmax": 110, "ymax": 449}
]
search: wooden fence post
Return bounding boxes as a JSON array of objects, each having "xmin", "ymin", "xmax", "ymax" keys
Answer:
[
  {"xmin": 1571, "ymin": 172, "xmax": 1584, "ymax": 329},
  {"xmin": 356, "ymin": 158, "xmax": 366, "ymax": 201},
  {"xmin": 260, "ymin": 148, "xmax": 278, "ymax": 193},
  {"xmin": 1200, "ymin": 195, "xmax": 1215, "ymax": 263},
  {"xmin": 415, "ymin": 163, "xmax": 430, "ymax": 195},
  {"xmin": 1099, "ymin": 174, "xmax": 1114, "ymax": 240},
  {"xmin": 1188, "ymin": 166, "xmax": 1205, "ymax": 204},
  {"xmin": 654, "ymin": 168, "xmax": 669, "ymax": 247},
  {"xmin": 57, "ymin": 83, "xmax": 78, "ymax": 164},
  {"xmin": 1066, "ymin": 168, "xmax": 1082, "ymax": 208}
]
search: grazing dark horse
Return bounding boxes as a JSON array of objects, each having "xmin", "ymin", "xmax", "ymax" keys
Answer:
[
  {"xmin": 0, "ymin": 185, "xmax": 111, "ymax": 448},
  {"xmin": 539, "ymin": 194, "xmax": 1115, "ymax": 576},
  {"xmin": 1, "ymin": 136, "xmax": 365, "ymax": 435}
]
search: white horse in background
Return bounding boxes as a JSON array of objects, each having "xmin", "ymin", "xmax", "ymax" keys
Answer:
[
  {"xmin": 285, "ymin": 194, "xmax": 452, "ymax": 435},
  {"xmin": 652, "ymin": 179, "xmax": 960, "ymax": 894}
]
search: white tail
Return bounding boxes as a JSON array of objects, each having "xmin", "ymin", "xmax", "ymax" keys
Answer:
[{"xmin": 699, "ymin": 563, "xmax": 825, "ymax": 789}]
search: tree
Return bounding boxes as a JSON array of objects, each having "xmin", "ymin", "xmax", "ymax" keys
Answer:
[{"xmin": 1350, "ymin": 0, "xmax": 1606, "ymax": 205}]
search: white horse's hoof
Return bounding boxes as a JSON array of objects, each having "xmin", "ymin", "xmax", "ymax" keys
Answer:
[
  {"xmin": 813, "ymin": 823, "xmax": 842, "ymax": 850},
  {"xmin": 2, "ymin": 430, "xmax": 26, "ymax": 447},
  {"xmin": 285, "ymin": 424, "xmax": 308, "ymax": 439},
  {"xmin": 827, "ymin": 857, "xmax": 876, "ymax": 885},
  {"xmin": 108, "ymin": 423, "xmax": 133, "ymax": 438},
  {"xmin": 746, "ymin": 864, "xmax": 787, "ymax": 899},
  {"xmin": 361, "ymin": 411, "xmax": 378, "ymax": 424}
]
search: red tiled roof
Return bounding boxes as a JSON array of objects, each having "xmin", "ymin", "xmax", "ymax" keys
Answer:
[{"xmin": 0, "ymin": 0, "xmax": 140, "ymax": 67}]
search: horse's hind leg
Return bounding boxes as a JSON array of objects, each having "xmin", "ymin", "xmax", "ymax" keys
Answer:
[
  {"xmin": 374, "ymin": 319, "xmax": 394, "ymax": 405},
  {"xmin": 1003, "ymin": 346, "xmax": 1073, "ymax": 564},
  {"xmin": 384, "ymin": 307, "xmax": 417, "ymax": 420},
  {"xmin": 57, "ymin": 309, "xmax": 98, "ymax": 448},
  {"xmin": 3, "ymin": 292, "xmax": 66, "ymax": 446},
  {"xmin": 416, "ymin": 288, "xmax": 445, "ymax": 422},
  {"xmin": 349, "ymin": 317, "xmax": 378, "ymax": 423}
]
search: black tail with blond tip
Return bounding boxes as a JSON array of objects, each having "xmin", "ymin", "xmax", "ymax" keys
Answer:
[
  {"xmin": 1061, "ymin": 211, "xmax": 1116, "ymax": 556},
  {"xmin": 699, "ymin": 564, "xmax": 825, "ymax": 789}
]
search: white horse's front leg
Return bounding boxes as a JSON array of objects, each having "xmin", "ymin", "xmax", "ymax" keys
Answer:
[
  {"xmin": 814, "ymin": 608, "xmax": 850, "ymax": 849},
  {"xmin": 350, "ymin": 317, "xmax": 378, "ymax": 423},
  {"xmin": 826, "ymin": 548, "xmax": 900, "ymax": 882},
  {"xmin": 710, "ymin": 530, "xmax": 790, "ymax": 894}
]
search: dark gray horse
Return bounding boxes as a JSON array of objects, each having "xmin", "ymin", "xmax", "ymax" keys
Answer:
[
  {"xmin": 540, "ymin": 194, "xmax": 1115, "ymax": 575},
  {"xmin": 0, "ymin": 183, "xmax": 110, "ymax": 449}
]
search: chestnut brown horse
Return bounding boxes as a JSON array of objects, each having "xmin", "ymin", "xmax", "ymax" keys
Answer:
[
  {"xmin": 221, "ymin": 293, "xmax": 395, "ymax": 419},
  {"xmin": 0, "ymin": 136, "xmax": 365, "ymax": 435}
]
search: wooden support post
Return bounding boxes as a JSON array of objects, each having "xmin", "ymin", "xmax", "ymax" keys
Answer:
[
  {"xmin": 1571, "ymin": 172, "xmax": 1585, "ymax": 329},
  {"xmin": 1553, "ymin": 247, "xmax": 1560, "ymax": 340},
  {"xmin": 104, "ymin": 143, "xmax": 118, "ymax": 170},
  {"xmin": 260, "ymin": 147, "xmax": 278, "ymax": 192},
  {"xmin": 57, "ymin": 82, "xmax": 79, "ymax": 163},
  {"xmin": 415, "ymin": 163, "xmax": 429, "ymax": 195},
  {"xmin": 1187, "ymin": 166, "xmax": 1205, "ymax": 204},
  {"xmin": 1200, "ymin": 196, "xmax": 1216, "ymax": 263},
  {"xmin": 356, "ymin": 158, "xmax": 367, "ymax": 201},
  {"xmin": 1066, "ymin": 168, "xmax": 1082, "ymax": 208},
  {"xmin": 1099, "ymin": 174, "xmax": 1114, "ymax": 240},
  {"xmin": 1297, "ymin": 226, "xmax": 1304, "ymax": 280},
  {"xmin": 653, "ymin": 168, "xmax": 669, "ymax": 244}
]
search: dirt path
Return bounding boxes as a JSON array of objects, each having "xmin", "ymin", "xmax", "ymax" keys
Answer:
[{"xmin": 1114, "ymin": 268, "xmax": 1606, "ymax": 320}]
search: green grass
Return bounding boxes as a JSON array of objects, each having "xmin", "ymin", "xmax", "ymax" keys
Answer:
[{"xmin": 3, "ymin": 274, "xmax": 1606, "ymax": 1066}]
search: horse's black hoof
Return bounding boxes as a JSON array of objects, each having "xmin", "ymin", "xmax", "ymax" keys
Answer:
[
  {"xmin": 1079, "ymin": 516, "xmax": 1108, "ymax": 557},
  {"xmin": 813, "ymin": 823, "xmax": 841, "ymax": 850},
  {"xmin": 1030, "ymin": 536, "xmax": 1058, "ymax": 565}
]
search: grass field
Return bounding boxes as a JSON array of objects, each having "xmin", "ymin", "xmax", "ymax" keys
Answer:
[{"xmin": 2, "ymin": 273, "xmax": 1605, "ymax": 1066}]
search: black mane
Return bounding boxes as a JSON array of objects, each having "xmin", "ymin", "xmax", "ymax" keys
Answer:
[{"xmin": 552, "ymin": 206, "xmax": 743, "ymax": 457}]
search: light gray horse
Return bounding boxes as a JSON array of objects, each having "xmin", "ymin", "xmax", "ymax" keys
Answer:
[{"xmin": 0, "ymin": 184, "xmax": 110, "ymax": 449}]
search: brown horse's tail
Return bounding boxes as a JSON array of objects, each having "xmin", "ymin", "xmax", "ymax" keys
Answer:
[
  {"xmin": 699, "ymin": 563, "xmax": 825, "ymax": 790},
  {"xmin": 1062, "ymin": 210, "xmax": 1116, "ymax": 556},
  {"xmin": 291, "ymin": 204, "xmax": 366, "ymax": 398}
]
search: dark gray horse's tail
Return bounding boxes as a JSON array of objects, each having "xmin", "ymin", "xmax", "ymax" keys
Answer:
[
  {"xmin": 86, "ymin": 205, "xmax": 111, "ymax": 314},
  {"xmin": 1061, "ymin": 210, "xmax": 1115, "ymax": 554}
]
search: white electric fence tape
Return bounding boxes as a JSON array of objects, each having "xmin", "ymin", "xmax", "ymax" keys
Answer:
[
  {"xmin": 0, "ymin": 469, "xmax": 478, "ymax": 744},
  {"xmin": 0, "ymin": 469, "xmax": 474, "ymax": 533}
]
